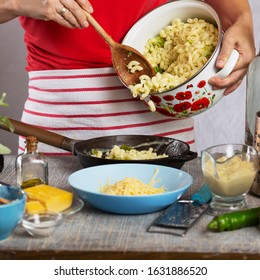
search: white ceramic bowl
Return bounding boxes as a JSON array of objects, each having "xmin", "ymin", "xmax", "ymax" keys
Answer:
[
  {"xmin": 68, "ymin": 163, "xmax": 193, "ymax": 214},
  {"xmin": 122, "ymin": 0, "xmax": 239, "ymax": 118}
]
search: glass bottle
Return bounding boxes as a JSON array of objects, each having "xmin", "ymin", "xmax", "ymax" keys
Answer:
[
  {"xmin": 16, "ymin": 136, "xmax": 48, "ymax": 189},
  {"xmin": 245, "ymin": 49, "xmax": 260, "ymax": 145},
  {"xmin": 245, "ymin": 48, "xmax": 260, "ymax": 197}
]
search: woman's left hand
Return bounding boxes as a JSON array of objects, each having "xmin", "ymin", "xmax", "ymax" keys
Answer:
[{"xmin": 209, "ymin": 14, "xmax": 255, "ymax": 95}]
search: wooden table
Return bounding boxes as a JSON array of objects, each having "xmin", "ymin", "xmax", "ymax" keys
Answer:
[{"xmin": 0, "ymin": 155, "xmax": 260, "ymax": 260}]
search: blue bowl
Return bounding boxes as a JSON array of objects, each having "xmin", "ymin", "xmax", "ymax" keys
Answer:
[
  {"xmin": 0, "ymin": 184, "xmax": 26, "ymax": 240},
  {"xmin": 68, "ymin": 163, "xmax": 193, "ymax": 214}
]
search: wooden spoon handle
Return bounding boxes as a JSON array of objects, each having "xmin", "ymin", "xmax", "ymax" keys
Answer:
[
  {"xmin": 83, "ymin": 11, "xmax": 116, "ymax": 48},
  {"xmin": 0, "ymin": 196, "xmax": 11, "ymax": 204}
]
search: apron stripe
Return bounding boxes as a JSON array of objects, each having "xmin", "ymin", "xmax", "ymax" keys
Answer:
[
  {"xmin": 29, "ymin": 73, "xmax": 118, "ymax": 81},
  {"xmin": 154, "ymin": 126, "xmax": 194, "ymax": 136},
  {"xmin": 23, "ymin": 108, "xmax": 150, "ymax": 118},
  {"xmin": 27, "ymin": 96, "xmax": 141, "ymax": 105},
  {"xmin": 19, "ymin": 118, "xmax": 181, "ymax": 131},
  {"xmin": 28, "ymin": 85, "xmax": 125, "ymax": 92}
]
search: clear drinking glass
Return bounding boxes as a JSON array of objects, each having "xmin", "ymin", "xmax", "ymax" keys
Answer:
[{"xmin": 201, "ymin": 144, "xmax": 258, "ymax": 216}]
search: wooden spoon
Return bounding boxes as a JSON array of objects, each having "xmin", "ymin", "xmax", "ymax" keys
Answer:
[
  {"xmin": 84, "ymin": 11, "xmax": 155, "ymax": 87},
  {"xmin": 0, "ymin": 196, "xmax": 11, "ymax": 204}
]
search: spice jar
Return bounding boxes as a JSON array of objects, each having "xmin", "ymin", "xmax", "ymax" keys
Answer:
[{"xmin": 16, "ymin": 136, "xmax": 48, "ymax": 189}]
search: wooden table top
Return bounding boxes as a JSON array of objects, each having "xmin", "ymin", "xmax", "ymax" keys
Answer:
[{"xmin": 1, "ymin": 155, "xmax": 260, "ymax": 260}]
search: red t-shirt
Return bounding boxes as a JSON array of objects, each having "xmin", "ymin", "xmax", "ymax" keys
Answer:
[{"xmin": 19, "ymin": 0, "xmax": 167, "ymax": 71}]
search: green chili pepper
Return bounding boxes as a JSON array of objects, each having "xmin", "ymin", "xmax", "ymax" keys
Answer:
[{"xmin": 207, "ymin": 207, "xmax": 260, "ymax": 232}]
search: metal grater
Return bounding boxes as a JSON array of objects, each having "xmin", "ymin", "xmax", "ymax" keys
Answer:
[{"xmin": 147, "ymin": 200, "xmax": 209, "ymax": 236}]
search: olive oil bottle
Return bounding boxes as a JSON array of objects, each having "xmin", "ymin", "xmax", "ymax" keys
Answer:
[{"xmin": 16, "ymin": 136, "xmax": 48, "ymax": 189}]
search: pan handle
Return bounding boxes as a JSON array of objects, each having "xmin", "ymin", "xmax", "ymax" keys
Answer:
[
  {"xmin": 0, "ymin": 118, "xmax": 76, "ymax": 153},
  {"xmin": 177, "ymin": 150, "xmax": 198, "ymax": 162}
]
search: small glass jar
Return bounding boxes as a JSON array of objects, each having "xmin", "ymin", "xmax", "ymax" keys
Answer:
[
  {"xmin": 16, "ymin": 136, "xmax": 48, "ymax": 189},
  {"xmin": 201, "ymin": 144, "xmax": 258, "ymax": 216}
]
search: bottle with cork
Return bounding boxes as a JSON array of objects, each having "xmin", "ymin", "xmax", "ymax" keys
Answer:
[{"xmin": 16, "ymin": 136, "xmax": 48, "ymax": 189}]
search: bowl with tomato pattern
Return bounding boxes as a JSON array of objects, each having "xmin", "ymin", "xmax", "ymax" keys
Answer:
[{"xmin": 123, "ymin": 0, "xmax": 239, "ymax": 118}]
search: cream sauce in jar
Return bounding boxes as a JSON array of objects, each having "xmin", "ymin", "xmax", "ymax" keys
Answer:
[{"xmin": 203, "ymin": 155, "xmax": 257, "ymax": 197}]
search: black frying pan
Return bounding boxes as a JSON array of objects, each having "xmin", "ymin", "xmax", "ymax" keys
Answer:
[
  {"xmin": 0, "ymin": 118, "xmax": 197, "ymax": 169},
  {"xmin": 0, "ymin": 155, "xmax": 3, "ymax": 173}
]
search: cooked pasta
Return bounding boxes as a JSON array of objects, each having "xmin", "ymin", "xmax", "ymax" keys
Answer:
[
  {"xmin": 129, "ymin": 18, "xmax": 218, "ymax": 100},
  {"xmin": 91, "ymin": 145, "xmax": 168, "ymax": 160},
  {"xmin": 147, "ymin": 100, "xmax": 156, "ymax": 112},
  {"xmin": 99, "ymin": 168, "xmax": 165, "ymax": 195},
  {"xmin": 127, "ymin": 60, "xmax": 144, "ymax": 73}
]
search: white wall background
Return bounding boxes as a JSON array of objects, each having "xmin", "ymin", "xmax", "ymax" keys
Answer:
[
  {"xmin": 0, "ymin": 19, "xmax": 27, "ymax": 153},
  {"xmin": 0, "ymin": 0, "xmax": 259, "ymax": 155}
]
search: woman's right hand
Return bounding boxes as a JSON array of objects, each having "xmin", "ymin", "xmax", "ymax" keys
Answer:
[{"xmin": 2, "ymin": 0, "xmax": 93, "ymax": 28}]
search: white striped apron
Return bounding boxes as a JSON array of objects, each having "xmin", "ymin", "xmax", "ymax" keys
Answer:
[{"xmin": 19, "ymin": 67, "xmax": 196, "ymax": 155}]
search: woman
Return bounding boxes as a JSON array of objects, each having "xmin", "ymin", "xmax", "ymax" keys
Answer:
[{"xmin": 0, "ymin": 0, "xmax": 255, "ymax": 155}]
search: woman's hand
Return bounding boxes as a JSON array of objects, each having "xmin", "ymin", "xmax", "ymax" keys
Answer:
[
  {"xmin": 4, "ymin": 0, "xmax": 93, "ymax": 28},
  {"xmin": 209, "ymin": 13, "xmax": 256, "ymax": 95}
]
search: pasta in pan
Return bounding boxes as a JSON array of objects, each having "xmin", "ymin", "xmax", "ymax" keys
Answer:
[
  {"xmin": 129, "ymin": 18, "xmax": 218, "ymax": 100},
  {"xmin": 91, "ymin": 145, "xmax": 168, "ymax": 160}
]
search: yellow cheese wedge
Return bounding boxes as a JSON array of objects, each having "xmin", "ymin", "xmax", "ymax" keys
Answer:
[
  {"xmin": 25, "ymin": 184, "xmax": 73, "ymax": 212},
  {"xmin": 26, "ymin": 200, "xmax": 46, "ymax": 214}
]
